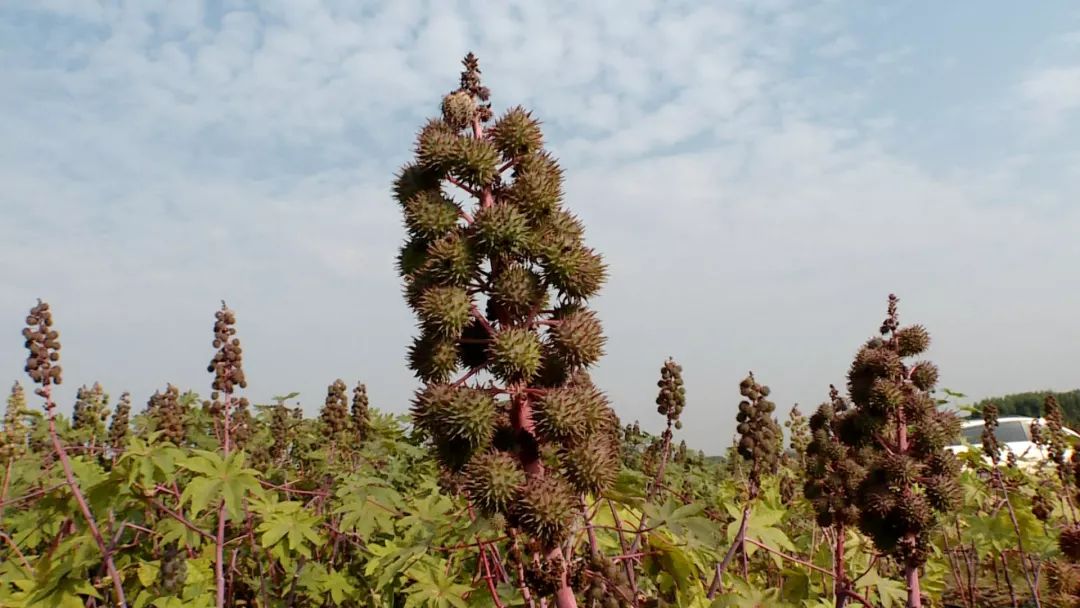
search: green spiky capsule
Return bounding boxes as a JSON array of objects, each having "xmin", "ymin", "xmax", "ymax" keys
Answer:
[
  {"xmin": 415, "ymin": 119, "xmax": 458, "ymax": 174},
  {"xmin": 490, "ymin": 263, "xmax": 546, "ymax": 319},
  {"xmin": 910, "ymin": 361, "xmax": 939, "ymax": 391},
  {"xmin": 488, "ymin": 327, "xmax": 543, "ymax": 382},
  {"xmin": 404, "ymin": 190, "xmax": 461, "ymax": 241},
  {"xmin": 895, "ymin": 324, "xmax": 930, "ymax": 357},
  {"xmin": 472, "ymin": 204, "xmax": 532, "ymax": 256},
  {"xmin": 549, "ymin": 308, "xmax": 605, "ymax": 369},
  {"xmin": 463, "ymin": 451, "xmax": 525, "ymax": 514},
  {"xmin": 441, "ymin": 387, "xmax": 496, "ymax": 449},
  {"xmin": 417, "ymin": 285, "xmax": 472, "ymax": 337},
  {"xmin": 532, "ymin": 387, "xmax": 587, "ymax": 443},
  {"xmin": 490, "ymin": 106, "xmax": 543, "ymax": 158},
  {"xmin": 506, "ymin": 152, "xmax": 563, "ymax": 218},
  {"xmin": 514, "ymin": 475, "xmax": 576, "ymax": 548},
  {"xmin": 562, "ymin": 441, "xmax": 617, "ymax": 495},
  {"xmin": 408, "ymin": 332, "xmax": 460, "ymax": 383}
]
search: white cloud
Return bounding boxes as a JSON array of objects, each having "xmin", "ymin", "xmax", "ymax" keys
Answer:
[
  {"xmin": 1021, "ymin": 66, "xmax": 1080, "ymax": 129},
  {"xmin": 1, "ymin": 0, "xmax": 1079, "ymax": 451}
]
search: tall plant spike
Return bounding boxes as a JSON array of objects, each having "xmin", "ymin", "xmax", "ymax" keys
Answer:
[
  {"xmin": 398, "ymin": 52, "xmax": 617, "ymax": 607},
  {"xmin": 841, "ymin": 294, "xmax": 961, "ymax": 608}
]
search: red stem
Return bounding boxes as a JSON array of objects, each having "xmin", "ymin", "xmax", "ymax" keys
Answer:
[{"xmin": 43, "ymin": 387, "xmax": 127, "ymax": 607}]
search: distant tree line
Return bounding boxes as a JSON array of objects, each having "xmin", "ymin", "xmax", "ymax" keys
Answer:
[{"xmin": 975, "ymin": 388, "xmax": 1080, "ymax": 427}]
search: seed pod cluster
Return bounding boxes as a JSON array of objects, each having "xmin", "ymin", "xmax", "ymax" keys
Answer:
[
  {"xmin": 148, "ymin": 384, "xmax": 187, "ymax": 446},
  {"xmin": 320, "ymin": 379, "xmax": 350, "ymax": 440},
  {"xmin": 351, "ymin": 382, "xmax": 370, "ymax": 442},
  {"xmin": 843, "ymin": 295, "xmax": 961, "ymax": 570},
  {"xmin": 108, "ymin": 391, "xmax": 132, "ymax": 455},
  {"xmin": 400, "ymin": 54, "xmax": 619, "ymax": 554},
  {"xmin": 735, "ymin": 372, "xmax": 781, "ymax": 481},
  {"xmin": 655, "ymin": 358, "xmax": 685, "ymax": 430},
  {"xmin": 786, "ymin": 404, "xmax": 810, "ymax": 461},
  {"xmin": 1, "ymin": 382, "xmax": 30, "ymax": 462},
  {"xmin": 23, "ymin": 300, "xmax": 62, "ymax": 397},
  {"xmin": 1045, "ymin": 394, "xmax": 1070, "ymax": 479},
  {"xmin": 804, "ymin": 386, "xmax": 864, "ymax": 528},
  {"xmin": 981, "ymin": 403, "xmax": 1001, "ymax": 464},
  {"xmin": 72, "ymin": 382, "xmax": 110, "ymax": 443},
  {"xmin": 208, "ymin": 303, "xmax": 246, "ymax": 396}
]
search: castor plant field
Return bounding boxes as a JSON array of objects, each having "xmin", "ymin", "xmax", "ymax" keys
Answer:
[{"xmin": 2, "ymin": 54, "xmax": 1078, "ymax": 608}]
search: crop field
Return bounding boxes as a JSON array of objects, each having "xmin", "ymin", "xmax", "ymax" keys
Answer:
[{"xmin": 2, "ymin": 55, "xmax": 1077, "ymax": 608}]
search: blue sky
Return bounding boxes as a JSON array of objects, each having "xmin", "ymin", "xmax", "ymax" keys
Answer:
[{"xmin": 2, "ymin": 0, "xmax": 1079, "ymax": 451}]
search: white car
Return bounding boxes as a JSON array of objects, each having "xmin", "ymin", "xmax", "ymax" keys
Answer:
[{"xmin": 946, "ymin": 416, "xmax": 1079, "ymax": 470}]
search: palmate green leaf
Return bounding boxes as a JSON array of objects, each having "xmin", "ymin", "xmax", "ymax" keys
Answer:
[
  {"xmin": 178, "ymin": 450, "xmax": 261, "ymax": 520},
  {"xmin": 856, "ymin": 568, "xmax": 906, "ymax": 608},
  {"xmin": 725, "ymin": 502, "xmax": 794, "ymax": 568},
  {"xmin": 325, "ymin": 568, "xmax": 357, "ymax": 605},
  {"xmin": 403, "ymin": 564, "xmax": 472, "ymax": 608},
  {"xmin": 648, "ymin": 532, "xmax": 698, "ymax": 590},
  {"xmin": 710, "ymin": 578, "xmax": 789, "ymax": 608}
]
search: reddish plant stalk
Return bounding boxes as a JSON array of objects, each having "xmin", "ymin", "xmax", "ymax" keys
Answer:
[
  {"xmin": 43, "ymin": 387, "xmax": 127, "ymax": 607},
  {"xmin": 215, "ymin": 394, "xmax": 232, "ymax": 608}
]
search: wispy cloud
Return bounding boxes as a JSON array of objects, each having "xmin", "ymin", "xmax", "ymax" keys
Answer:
[{"xmin": 2, "ymin": 1, "xmax": 1079, "ymax": 450}]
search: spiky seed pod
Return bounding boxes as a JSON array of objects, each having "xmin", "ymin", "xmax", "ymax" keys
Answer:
[
  {"xmin": 514, "ymin": 475, "xmax": 577, "ymax": 548},
  {"xmin": 23, "ymin": 300, "xmax": 62, "ymax": 397},
  {"xmin": 490, "ymin": 264, "xmax": 546, "ymax": 320},
  {"xmin": 396, "ymin": 238, "xmax": 430, "ymax": 280},
  {"xmin": 394, "ymin": 162, "xmax": 443, "ymax": 206},
  {"xmin": 909, "ymin": 361, "xmax": 939, "ymax": 391},
  {"xmin": 1062, "ymin": 524, "xmax": 1080, "ymax": 562},
  {"xmin": 404, "ymin": 190, "xmax": 461, "ymax": 241},
  {"xmin": 441, "ymin": 90, "xmax": 476, "ymax": 130},
  {"xmin": 408, "ymin": 331, "xmax": 460, "ymax": 383},
  {"xmin": 562, "ymin": 441, "xmax": 618, "ymax": 495},
  {"xmin": 923, "ymin": 474, "xmax": 962, "ymax": 512},
  {"xmin": 441, "ymin": 388, "xmax": 496, "ymax": 449},
  {"xmin": 542, "ymin": 245, "xmax": 606, "ymax": 301},
  {"xmin": 415, "ymin": 119, "xmax": 458, "ymax": 173},
  {"xmin": 417, "ymin": 286, "xmax": 472, "ymax": 337},
  {"xmin": 423, "ymin": 232, "xmax": 477, "ymax": 287},
  {"xmin": 488, "ymin": 327, "xmax": 543, "ymax": 382},
  {"xmin": 108, "ymin": 392, "xmax": 132, "ymax": 455},
  {"xmin": 655, "ymin": 358, "xmax": 686, "ymax": 426},
  {"xmin": 447, "ymin": 136, "xmax": 500, "ymax": 187},
  {"xmin": 472, "ymin": 204, "xmax": 532, "ymax": 256},
  {"xmin": 490, "ymin": 106, "xmax": 543, "ymax": 158},
  {"xmin": 895, "ymin": 325, "xmax": 931, "ymax": 357},
  {"xmin": 868, "ymin": 378, "xmax": 904, "ymax": 415},
  {"xmin": 463, "ymin": 451, "xmax": 524, "ymax": 514},
  {"xmin": 506, "ymin": 152, "xmax": 563, "ymax": 218},
  {"xmin": 320, "ymin": 379, "xmax": 350, "ymax": 438},
  {"xmin": 532, "ymin": 387, "xmax": 588, "ymax": 444},
  {"xmin": 549, "ymin": 308, "xmax": 605, "ymax": 370},
  {"xmin": 409, "ymin": 384, "xmax": 458, "ymax": 437},
  {"xmin": 351, "ymin": 383, "xmax": 370, "ymax": 442}
]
